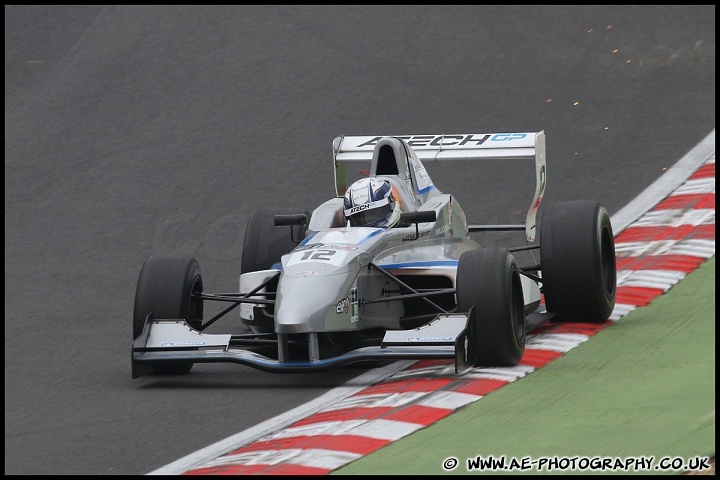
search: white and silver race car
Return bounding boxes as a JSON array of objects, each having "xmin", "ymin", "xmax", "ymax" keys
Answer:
[{"xmin": 132, "ymin": 132, "xmax": 617, "ymax": 378}]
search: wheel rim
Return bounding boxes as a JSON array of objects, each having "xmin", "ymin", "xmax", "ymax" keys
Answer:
[
  {"xmin": 512, "ymin": 273, "xmax": 525, "ymax": 344},
  {"xmin": 601, "ymin": 226, "xmax": 616, "ymax": 297},
  {"xmin": 188, "ymin": 276, "xmax": 203, "ymax": 326}
]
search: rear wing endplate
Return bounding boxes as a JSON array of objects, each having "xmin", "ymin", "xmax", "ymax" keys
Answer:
[{"xmin": 332, "ymin": 132, "xmax": 546, "ymax": 242}]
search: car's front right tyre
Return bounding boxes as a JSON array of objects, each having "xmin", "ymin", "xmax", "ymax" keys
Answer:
[{"xmin": 133, "ymin": 254, "xmax": 204, "ymax": 375}]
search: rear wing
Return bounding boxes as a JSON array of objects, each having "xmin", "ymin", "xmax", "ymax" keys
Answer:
[{"xmin": 332, "ymin": 132, "xmax": 546, "ymax": 242}]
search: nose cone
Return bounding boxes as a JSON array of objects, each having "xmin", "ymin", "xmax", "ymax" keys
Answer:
[{"xmin": 274, "ymin": 274, "xmax": 355, "ymax": 334}]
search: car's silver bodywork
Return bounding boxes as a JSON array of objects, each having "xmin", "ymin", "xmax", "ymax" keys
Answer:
[
  {"xmin": 133, "ymin": 132, "xmax": 596, "ymax": 377},
  {"xmin": 241, "ymin": 133, "xmax": 545, "ymax": 335}
]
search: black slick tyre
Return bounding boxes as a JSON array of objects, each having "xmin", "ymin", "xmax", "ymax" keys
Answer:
[
  {"xmin": 133, "ymin": 255, "xmax": 204, "ymax": 375},
  {"xmin": 539, "ymin": 200, "xmax": 617, "ymax": 323},
  {"xmin": 456, "ymin": 247, "xmax": 526, "ymax": 366},
  {"xmin": 241, "ymin": 207, "xmax": 307, "ymax": 274},
  {"xmin": 240, "ymin": 207, "xmax": 307, "ymax": 333}
]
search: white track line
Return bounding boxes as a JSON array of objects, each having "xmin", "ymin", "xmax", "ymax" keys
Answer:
[
  {"xmin": 611, "ymin": 130, "xmax": 715, "ymax": 234},
  {"xmin": 147, "ymin": 360, "xmax": 415, "ymax": 475}
]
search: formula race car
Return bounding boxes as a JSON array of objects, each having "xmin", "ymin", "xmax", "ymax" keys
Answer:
[{"xmin": 132, "ymin": 132, "xmax": 617, "ymax": 378}]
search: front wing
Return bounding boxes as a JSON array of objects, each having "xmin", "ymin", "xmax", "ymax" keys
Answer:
[{"xmin": 131, "ymin": 313, "xmax": 475, "ymax": 378}]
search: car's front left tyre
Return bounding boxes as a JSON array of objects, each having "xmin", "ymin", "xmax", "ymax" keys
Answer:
[{"xmin": 456, "ymin": 247, "xmax": 526, "ymax": 366}]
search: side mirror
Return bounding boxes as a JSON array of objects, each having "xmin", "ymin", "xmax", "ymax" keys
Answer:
[
  {"xmin": 274, "ymin": 213, "xmax": 308, "ymax": 243},
  {"xmin": 398, "ymin": 210, "xmax": 436, "ymax": 241},
  {"xmin": 274, "ymin": 214, "xmax": 307, "ymax": 226},
  {"xmin": 398, "ymin": 210, "xmax": 437, "ymax": 228}
]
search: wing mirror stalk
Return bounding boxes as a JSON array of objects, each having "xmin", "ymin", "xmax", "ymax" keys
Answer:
[
  {"xmin": 274, "ymin": 214, "xmax": 308, "ymax": 243},
  {"xmin": 399, "ymin": 211, "xmax": 437, "ymax": 241}
]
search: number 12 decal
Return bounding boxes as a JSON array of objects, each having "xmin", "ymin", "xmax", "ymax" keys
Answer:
[
  {"xmin": 298, "ymin": 249, "xmax": 336, "ymax": 261},
  {"xmin": 287, "ymin": 248, "xmax": 347, "ymax": 267}
]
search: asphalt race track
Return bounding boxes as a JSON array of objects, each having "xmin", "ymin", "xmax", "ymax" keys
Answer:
[{"xmin": 4, "ymin": 5, "xmax": 715, "ymax": 475}]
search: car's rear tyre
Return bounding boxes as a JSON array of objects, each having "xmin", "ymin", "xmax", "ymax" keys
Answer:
[
  {"xmin": 539, "ymin": 200, "xmax": 617, "ymax": 323},
  {"xmin": 456, "ymin": 248, "xmax": 526, "ymax": 366},
  {"xmin": 133, "ymin": 255, "xmax": 204, "ymax": 375},
  {"xmin": 241, "ymin": 207, "xmax": 308, "ymax": 274},
  {"xmin": 241, "ymin": 207, "xmax": 307, "ymax": 334}
]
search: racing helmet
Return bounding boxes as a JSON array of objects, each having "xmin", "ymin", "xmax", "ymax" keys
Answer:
[{"xmin": 343, "ymin": 177, "xmax": 402, "ymax": 228}]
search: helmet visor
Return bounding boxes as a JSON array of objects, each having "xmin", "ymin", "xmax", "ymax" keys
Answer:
[{"xmin": 345, "ymin": 199, "xmax": 394, "ymax": 227}]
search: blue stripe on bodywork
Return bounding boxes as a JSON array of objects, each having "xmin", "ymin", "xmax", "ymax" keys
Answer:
[
  {"xmin": 381, "ymin": 260, "xmax": 458, "ymax": 269},
  {"xmin": 361, "ymin": 228, "xmax": 386, "ymax": 243},
  {"xmin": 300, "ymin": 231, "xmax": 319, "ymax": 246}
]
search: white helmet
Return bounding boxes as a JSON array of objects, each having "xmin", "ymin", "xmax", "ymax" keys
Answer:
[{"xmin": 343, "ymin": 177, "xmax": 402, "ymax": 228}]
